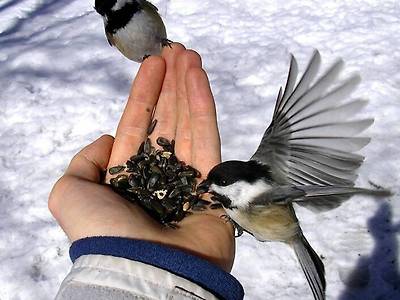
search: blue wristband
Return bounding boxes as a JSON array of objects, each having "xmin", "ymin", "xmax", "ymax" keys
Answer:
[{"xmin": 70, "ymin": 236, "xmax": 244, "ymax": 300}]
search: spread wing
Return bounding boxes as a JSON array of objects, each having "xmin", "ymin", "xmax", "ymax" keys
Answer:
[{"xmin": 251, "ymin": 50, "xmax": 373, "ymax": 210}]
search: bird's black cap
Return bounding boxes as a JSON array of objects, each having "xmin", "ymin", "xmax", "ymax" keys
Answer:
[
  {"xmin": 95, "ymin": 0, "xmax": 143, "ymax": 34},
  {"xmin": 206, "ymin": 160, "xmax": 272, "ymax": 187},
  {"xmin": 94, "ymin": 0, "xmax": 117, "ymax": 16}
]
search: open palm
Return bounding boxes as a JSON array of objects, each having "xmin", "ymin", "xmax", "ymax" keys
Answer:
[{"xmin": 49, "ymin": 44, "xmax": 235, "ymax": 271}]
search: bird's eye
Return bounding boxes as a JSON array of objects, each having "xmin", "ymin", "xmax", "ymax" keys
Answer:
[{"xmin": 221, "ymin": 179, "xmax": 227, "ymax": 185}]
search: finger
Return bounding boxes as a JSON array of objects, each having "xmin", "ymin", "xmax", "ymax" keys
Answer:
[
  {"xmin": 186, "ymin": 68, "xmax": 221, "ymax": 177},
  {"xmin": 108, "ymin": 56, "xmax": 166, "ymax": 170},
  {"xmin": 175, "ymin": 50, "xmax": 202, "ymax": 163},
  {"xmin": 150, "ymin": 43, "xmax": 186, "ymax": 144},
  {"xmin": 65, "ymin": 135, "xmax": 114, "ymax": 182}
]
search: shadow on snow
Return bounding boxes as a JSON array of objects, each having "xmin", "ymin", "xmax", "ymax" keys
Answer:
[
  {"xmin": 340, "ymin": 201, "xmax": 400, "ymax": 300},
  {"xmin": 0, "ymin": 0, "xmax": 75, "ymax": 39}
]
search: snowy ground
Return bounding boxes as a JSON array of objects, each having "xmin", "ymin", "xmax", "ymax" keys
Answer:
[{"xmin": 0, "ymin": 0, "xmax": 399, "ymax": 299}]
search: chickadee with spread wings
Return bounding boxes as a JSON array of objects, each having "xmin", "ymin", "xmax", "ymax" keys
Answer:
[
  {"xmin": 197, "ymin": 50, "xmax": 391, "ymax": 300},
  {"xmin": 94, "ymin": 0, "xmax": 170, "ymax": 62}
]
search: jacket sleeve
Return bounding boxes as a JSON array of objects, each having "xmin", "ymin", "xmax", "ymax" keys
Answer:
[{"xmin": 55, "ymin": 236, "xmax": 244, "ymax": 300}]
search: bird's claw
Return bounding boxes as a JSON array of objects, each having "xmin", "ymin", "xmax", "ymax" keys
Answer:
[
  {"xmin": 161, "ymin": 38, "xmax": 173, "ymax": 48},
  {"xmin": 142, "ymin": 54, "xmax": 151, "ymax": 61},
  {"xmin": 163, "ymin": 222, "xmax": 179, "ymax": 229},
  {"xmin": 191, "ymin": 199, "xmax": 212, "ymax": 211},
  {"xmin": 220, "ymin": 214, "xmax": 244, "ymax": 238},
  {"xmin": 210, "ymin": 203, "xmax": 223, "ymax": 210}
]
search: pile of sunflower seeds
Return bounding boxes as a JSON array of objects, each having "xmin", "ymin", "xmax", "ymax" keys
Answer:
[{"xmin": 108, "ymin": 137, "xmax": 208, "ymax": 225}]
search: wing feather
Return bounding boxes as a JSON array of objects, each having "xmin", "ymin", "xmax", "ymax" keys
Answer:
[
  {"xmin": 279, "ymin": 57, "xmax": 343, "ymax": 125},
  {"xmin": 277, "ymin": 50, "xmax": 321, "ymax": 122},
  {"xmin": 251, "ymin": 51, "xmax": 372, "ymax": 211},
  {"xmin": 274, "ymin": 55, "xmax": 298, "ymax": 117},
  {"xmin": 289, "ymin": 119, "xmax": 374, "ymax": 138}
]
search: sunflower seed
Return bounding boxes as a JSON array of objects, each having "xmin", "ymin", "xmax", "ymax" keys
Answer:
[
  {"xmin": 109, "ymin": 165, "xmax": 126, "ymax": 175},
  {"xmin": 130, "ymin": 153, "xmax": 146, "ymax": 163},
  {"xmin": 173, "ymin": 208, "xmax": 185, "ymax": 222},
  {"xmin": 110, "ymin": 174, "xmax": 130, "ymax": 190},
  {"xmin": 127, "ymin": 187, "xmax": 142, "ymax": 193},
  {"xmin": 144, "ymin": 138, "xmax": 151, "ymax": 154},
  {"xmin": 150, "ymin": 165, "xmax": 162, "ymax": 174},
  {"xmin": 178, "ymin": 170, "xmax": 195, "ymax": 177},
  {"xmin": 147, "ymin": 173, "xmax": 160, "ymax": 190},
  {"xmin": 137, "ymin": 141, "xmax": 145, "ymax": 154},
  {"xmin": 165, "ymin": 169, "xmax": 176, "ymax": 180},
  {"xmin": 161, "ymin": 151, "xmax": 172, "ymax": 159},
  {"xmin": 180, "ymin": 176, "xmax": 188, "ymax": 186},
  {"xmin": 150, "ymin": 198, "xmax": 165, "ymax": 215},
  {"xmin": 128, "ymin": 174, "xmax": 140, "ymax": 188},
  {"xmin": 168, "ymin": 187, "xmax": 181, "ymax": 199},
  {"xmin": 185, "ymin": 166, "xmax": 201, "ymax": 178},
  {"xmin": 107, "ymin": 136, "xmax": 204, "ymax": 225},
  {"xmin": 182, "ymin": 202, "xmax": 190, "ymax": 211},
  {"xmin": 159, "ymin": 157, "xmax": 167, "ymax": 169},
  {"xmin": 180, "ymin": 185, "xmax": 192, "ymax": 193},
  {"xmin": 156, "ymin": 137, "xmax": 170, "ymax": 147},
  {"xmin": 147, "ymin": 119, "xmax": 158, "ymax": 135}
]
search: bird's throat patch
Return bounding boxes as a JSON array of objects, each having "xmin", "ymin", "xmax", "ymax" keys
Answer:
[{"xmin": 105, "ymin": 2, "xmax": 142, "ymax": 34}]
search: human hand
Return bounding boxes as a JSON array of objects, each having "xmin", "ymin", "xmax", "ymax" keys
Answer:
[{"xmin": 49, "ymin": 44, "xmax": 235, "ymax": 271}]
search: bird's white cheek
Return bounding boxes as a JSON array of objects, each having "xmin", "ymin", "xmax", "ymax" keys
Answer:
[
  {"xmin": 210, "ymin": 180, "xmax": 272, "ymax": 208},
  {"xmin": 210, "ymin": 183, "xmax": 249, "ymax": 208},
  {"xmin": 112, "ymin": 0, "xmax": 131, "ymax": 11}
]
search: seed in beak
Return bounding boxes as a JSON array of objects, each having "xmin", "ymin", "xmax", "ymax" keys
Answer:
[{"xmin": 196, "ymin": 180, "xmax": 210, "ymax": 194}]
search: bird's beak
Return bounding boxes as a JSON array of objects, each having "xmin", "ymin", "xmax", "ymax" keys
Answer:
[{"xmin": 196, "ymin": 180, "xmax": 211, "ymax": 194}]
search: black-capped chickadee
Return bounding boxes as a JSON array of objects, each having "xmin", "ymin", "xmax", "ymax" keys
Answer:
[
  {"xmin": 94, "ymin": 0, "xmax": 170, "ymax": 62},
  {"xmin": 197, "ymin": 50, "xmax": 391, "ymax": 300}
]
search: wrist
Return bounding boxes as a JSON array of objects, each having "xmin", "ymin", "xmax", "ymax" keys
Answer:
[{"xmin": 69, "ymin": 236, "xmax": 244, "ymax": 299}]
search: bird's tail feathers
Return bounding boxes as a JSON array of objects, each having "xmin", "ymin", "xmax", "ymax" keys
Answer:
[
  {"xmin": 290, "ymin": 233, "xmax": 326, "ymax": 300},
  {"xmin": 293, "ymin": 185, "xmax": 392, "ymax": 212},
  {"xmin": 298, "ymin": 185, "xmax": 392, "ymax": 198},
  {"xmin": 262, "ymin": 185, "xmax": 392, "ymax": 212}
]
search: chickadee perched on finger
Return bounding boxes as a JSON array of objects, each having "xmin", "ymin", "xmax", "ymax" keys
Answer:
[
  {"xmin": 94, "ymin": 0, "xmax": 171, "ymax": 62},
  {"xmin": 197, "ymin": 50, "xmax": 391, "ymax": 300}
]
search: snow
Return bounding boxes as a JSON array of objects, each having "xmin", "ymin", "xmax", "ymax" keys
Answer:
[{"xmin": 0, "ymin": 0, "xmax": 399, "ymax": 299}]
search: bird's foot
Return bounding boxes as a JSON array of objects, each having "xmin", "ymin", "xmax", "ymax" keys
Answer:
[
  {"xmin": 142, "ymin": 54, "xmax": 151, "ymax": 61},
  {"xmin": 210, "ymin": 203, "xmax": 223, "ymax": 210},
  {"xmin": 164, "ymin": 222, "xmax": 179, "ymax": 229},
  {"xmin": 191, "ymin": 199, "xmax": 212, "ymax": 211},
  {"xmin": 220, "ymin": 214, "xmax": 244, "ymax": 238},
  {"xmin": 161, "ymin": 38, "xmax": 173, "ymax": 48}
]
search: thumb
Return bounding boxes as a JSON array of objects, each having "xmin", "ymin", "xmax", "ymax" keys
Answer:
[{"xmin": 65, "ymin": 135, "xmax": 114, "ymax": 182}]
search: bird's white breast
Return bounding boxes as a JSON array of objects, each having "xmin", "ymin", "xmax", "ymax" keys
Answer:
[
  {"xmin": 111, "ymin": 10, "xmax": 166, "ymax": 62},
  {"xmin": 225, "ymin": 205, "xmax": 300, "ymax": 242},
  {"xmin": 211, "ymin": 180, "xmax": 299, "ymax": 241}
]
